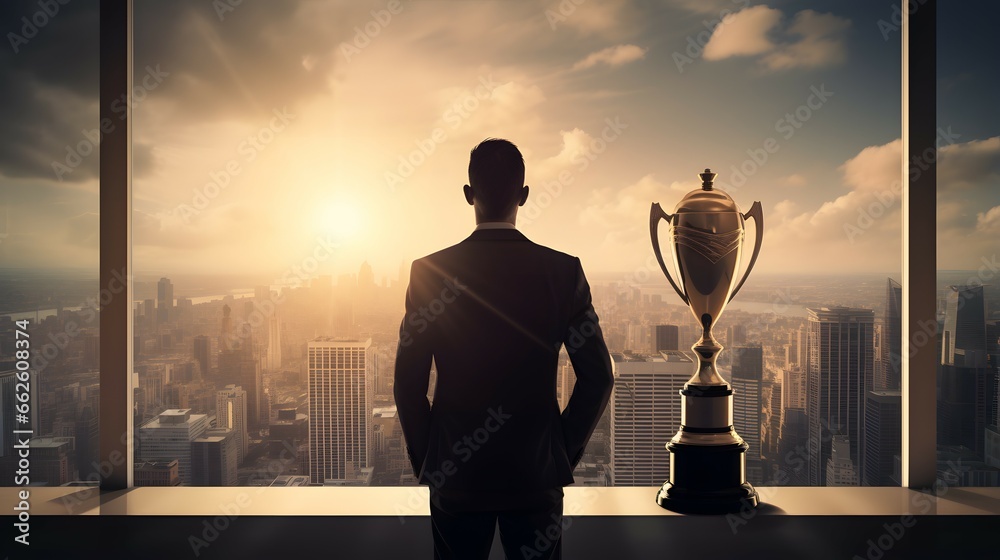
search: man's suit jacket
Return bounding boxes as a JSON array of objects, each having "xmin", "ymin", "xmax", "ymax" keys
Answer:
[{"xmin": 393, "ymin": 228, "xmax": 614, "ymax": 510}]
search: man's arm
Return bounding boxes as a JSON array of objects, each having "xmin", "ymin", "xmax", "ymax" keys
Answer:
[
  {"xmin": 560, "ymin": 257, "xmax": 614, "ymax": 469},
  {"xmin": 393, "ymin": 261, "xmax": 434, "ymax": 477}
]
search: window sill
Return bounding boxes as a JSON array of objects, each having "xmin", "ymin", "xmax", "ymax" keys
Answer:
[{"xmin": 7, "ymin": 486, "xmax": 1000, "ymax": 516}]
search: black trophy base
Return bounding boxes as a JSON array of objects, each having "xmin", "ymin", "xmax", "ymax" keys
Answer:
[{"xmin": 655, "ymin": 441, "xmax": 759, "ymax": 515}]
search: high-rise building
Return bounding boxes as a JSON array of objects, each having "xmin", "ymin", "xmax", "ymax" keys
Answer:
[
  {"xmin": 191, "ymin": 428, "xmax": 239, "ymax": 486},
  {"xmin": 938, "ymin": 363, "xmax": 996, "ymax": 458},
  {"xmin": 193, "ymin": 335, "xmax": 211, "ymax": 380},
  {"xmin": 29, "ymin": 436, "xmax": 77, "ymax": 486},
  {"xmin": 778, "ymin": 407, "xmax": 809, "ymax": 485},
  {"xmin": 308, "ymin": 338, "xmax": 375, "ymax": 484},
  {"xmin": 782, "ymin": 366, "xmax": 806, "ymax": 410},
  {"xmin": 731, "ymin": 344, "xmax": 764, "ymax": 485},
  {"xmin": 863, "ymin": 390, "xmax": 901, "ymax": 486},
  {"xmin": 826, "ymin": 435, "xmax": 859, "ymax": 486},
  {"xmin": 218, "ymin": 319, "xmax": 262, "ymax": 432},
  {"xmin": 876, "ymin": 278, "xmax": 903, "ymax": 391},
  {"xmin": 137, "ymin": 409, "xmax": 208, "ymax": 485},
  {"xmin": 143, "ymin": 298, "xmax": 156, "ymax": 328},
  {"xmin": 806, "ymin": 307, "xmax": 874, "ymax": 486},
  {"xmin": 157, "ymin": 277, "xmax": 174, "ymax": 324},
  {"xmin": 216, "ymin": 384, "xmax": 248, "ymax": 465},
  {"xmin": 728, "ymin": 324, "xmax": 747, "ymax": 347},
  {"xmin": 610, "ymin": 351, "xmax": 690, "ymax": 486},
  {"xmin": 266, "ymin": 314, "xmax": 282, "ymax": 371},
  {"xmin": 655, "ymin": 325, "xmax": 679, "ymax": 352},
  {"xmin": 942, "ymin": 285, "xmax": 987, "ymax": 367},
  {"xmin": 219, "ymin": 304, "xmax": 235, "ymax": 352}
]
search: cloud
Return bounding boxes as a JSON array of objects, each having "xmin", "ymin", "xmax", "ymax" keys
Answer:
[
  {"xmin": 572, "ymin": 44, "xmax": 648, "ymax": 70},
  {"xmin": 703, "ymin": 5, "xmax": 781, "ymax": 60},
  {"xmin": 938, "ymin": 136, "xmax": 1000, "ymax": 189},
  {"xmin": 703, "ymin": 7, "xmax": 850, "ymax": 72},
  {"xmin": 838, "ymin": 139, "xmax": 901, "ymax": 192},
  {"xmin": 545, "ymin": 0, "xmax": 638, "ymax": 38},
  {"xmin": 780, "ymin": 174, "xmax": 807, "ymax": 187},
  {"xmin": 976, "ymin": 206, "xmax": 1000, "ymax": 234},
  {"xmin": 581, "ymin": 174, "xmax": 670, "ymax": 230}
]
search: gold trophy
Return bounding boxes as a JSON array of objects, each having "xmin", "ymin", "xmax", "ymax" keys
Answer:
[{"xmin": 649, "ymin": 168, "xmax": 763, "ymax": 513}]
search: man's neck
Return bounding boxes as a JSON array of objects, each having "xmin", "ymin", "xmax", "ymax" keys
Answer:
[{"xmin": 474, "ymin": 221, "xmax": 516, "ymax": 231}]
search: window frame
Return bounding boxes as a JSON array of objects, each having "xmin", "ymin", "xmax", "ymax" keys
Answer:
[{"xmin": 98, "ymin": 0, "xmax": 940, "ymax": 495}]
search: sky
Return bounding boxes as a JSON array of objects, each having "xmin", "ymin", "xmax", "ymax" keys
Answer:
[{"xmin": 0, "ymin": 0, "xmax": 997, "ymax": 284}]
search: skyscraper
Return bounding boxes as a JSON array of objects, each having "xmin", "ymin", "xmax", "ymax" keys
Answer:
[
  {"xmin": 782, "ymin": 365, "xmax": 806, "ymax": 410},
  {"xmin": 191, "ymin": 428, "xmax": 239, "ymax": 486},
  {"xmin": 193, "ymin": 335, "xmax": 211, "ymax": 380},
  {"xmin": 806, "ymin": 307, "xmax": 874, "ymax": 486},
  {"xmin": 137, "ymin": 409, "xmax": 208, "ymax": 485},
  {"xmin": 942, "ymin": 285, "xmax": 987, "ymax": 367},
  {"xmin": 308, "ymin": 337, "xmax": 375, "ymax": 484},
  {"xmin": 266, "ymin": 313, "xmax": 282, "ymax": 371},
  {"xmin": 826, "ymin": 435, "xmax": 859, "ymax": 486},
  {"xmin": 876, "ymin": 278, "xmax": 902, "ymax": 391},
  {"xmin": 655, "ymin": 325, "xmax": 679, "ymax": 352},
  {"xmin": 216, "ymin": 384, "xmax": 248, "ymax": 465},
  {"xmin": 731, "ymin": 344, "xmax": 764, "ymax": 485},
  {"xmin": 863, "ymin": 390, "xmax": 901, "ymax": 486},
  {"xmin": 610, "ymin": 351, "xmax": 690, "ymax": 486},
  {"xmin": 728, "ymin": 324, "xmax": 747, "ymax": 347},
  {"xmin": 157, "ymin": 277, "xmax": 174, "ymax": 324}
]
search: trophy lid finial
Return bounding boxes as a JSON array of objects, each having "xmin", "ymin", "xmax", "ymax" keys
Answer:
[{"xmin": 700, "ymin": 168, "xmax": 717, "ymax": 191}]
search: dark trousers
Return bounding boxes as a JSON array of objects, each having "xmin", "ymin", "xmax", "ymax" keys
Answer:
[{"xmin": 429, "ymin": 491, "xmax": 564, "ymax": 560}]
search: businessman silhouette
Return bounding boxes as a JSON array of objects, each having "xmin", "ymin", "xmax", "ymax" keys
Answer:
[{"xmin": 394, "ymin": 138, "xmax": 614, "ymax": 559}]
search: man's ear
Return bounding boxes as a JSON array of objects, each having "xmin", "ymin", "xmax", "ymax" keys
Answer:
[
  {"xmin": 463, "ymin": 184, "xmax": 474, "ymax": 206},
  {"xmin": 517, "ymin": 185, "xmax": 529, "ymax": 207}
]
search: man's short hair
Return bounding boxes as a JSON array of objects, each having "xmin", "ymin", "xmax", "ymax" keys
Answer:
[{"xmin": 468, "ymin": 138, "xmax": 525, "ymax": 217}]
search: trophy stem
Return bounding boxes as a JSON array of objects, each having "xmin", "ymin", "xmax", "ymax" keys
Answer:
[{"xmin": 689, "ymin": 318, "xmax": 727, "ymax": 387}]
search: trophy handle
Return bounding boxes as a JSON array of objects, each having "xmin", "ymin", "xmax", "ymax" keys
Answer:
[
  {"xmin": 650, "ymin": 202, "xmax": 688, "ymax": 305},
  {"xmin": 729, "ymin": 200, "xmax": 764, "ymax": 302}
]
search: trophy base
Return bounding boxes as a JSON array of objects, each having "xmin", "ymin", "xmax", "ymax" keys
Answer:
[{"xmin": 655, "ymin": 442, "xmax": 759, "ymax": 515}]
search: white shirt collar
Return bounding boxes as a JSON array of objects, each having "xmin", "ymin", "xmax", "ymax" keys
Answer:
[{"xmin": 474, "ymin": 221, "xmax": 517, "ymax": 231}]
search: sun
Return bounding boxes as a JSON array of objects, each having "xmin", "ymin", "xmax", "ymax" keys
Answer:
[{"xmin": 315, "ymin": 199, "xmax": 364, "ymax": 241}]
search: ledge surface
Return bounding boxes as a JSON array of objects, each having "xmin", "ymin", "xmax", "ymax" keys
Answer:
[{"xmin": 5, "ymin": 486, "xmax": 1000, "ymax": 516}]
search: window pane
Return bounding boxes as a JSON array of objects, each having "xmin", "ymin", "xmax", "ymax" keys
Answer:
[
  {"xmin": 0, "ymin": 1, "xmax": 101, "ymax": 491},
  {"xmin": 935, "ymin": 1, "xmax": 1000, "ymax": 487},
  {"xmin": 131, "ymin": 0, "xmax": 900, "ymax": 489}
]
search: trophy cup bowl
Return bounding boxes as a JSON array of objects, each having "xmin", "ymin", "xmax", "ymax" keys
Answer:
[{"xmin": 649, "ymin": 168, "xmax": 763, "ymax": 514}]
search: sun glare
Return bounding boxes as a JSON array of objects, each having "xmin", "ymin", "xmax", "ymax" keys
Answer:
[{"xmin": 316, "ymin": 199, "xmax": 364, "ymax": 240}]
